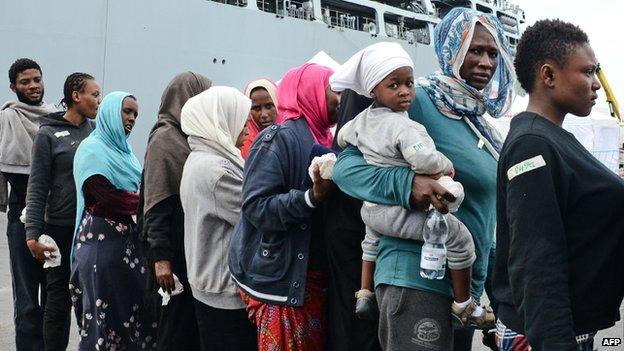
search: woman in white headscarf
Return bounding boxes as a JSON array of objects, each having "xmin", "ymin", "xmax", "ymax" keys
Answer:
[{"xmin": 179, "ymin": 86, "xmax": 257, "ymax": 350}]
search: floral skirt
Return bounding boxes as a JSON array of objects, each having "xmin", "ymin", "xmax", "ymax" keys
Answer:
[
  {"xmin": 70, "ymin": 212, "xmax": 157, "ymax": 351},
  {"xmin": 241, "ymin": 271, "xmax": 326, "ymax": 351}
]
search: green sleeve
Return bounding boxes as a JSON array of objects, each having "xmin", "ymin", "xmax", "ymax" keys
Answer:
[{"xmin": 333, "ymin": 146, "xmax": 414, "ymax": 208}]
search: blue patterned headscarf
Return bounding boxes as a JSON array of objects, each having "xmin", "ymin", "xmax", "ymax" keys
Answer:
[
  {"xmin": 71, "ymin": 91, "xmax": 142, "ymax": 263},
  {"xmin": 419, "ymin": 7, "xmax": 516, "ymax": 152}
]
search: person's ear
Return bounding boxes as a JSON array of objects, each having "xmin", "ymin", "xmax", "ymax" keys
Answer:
[
  {"xmin": 72, "ymin": 90, "xmax": 81, "ymax": 104},
  {"xmin": 10, "ymin": 83, "xmax": 16, "ymax": 93},
  {"xmin": 539, "ymin": 63, "xmax": 556, "ymax": 89}
]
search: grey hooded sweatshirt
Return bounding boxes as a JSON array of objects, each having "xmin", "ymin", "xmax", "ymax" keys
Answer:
[{"xmin": 25, "ymin": 112, "xmax": 94, "ymax": 240}]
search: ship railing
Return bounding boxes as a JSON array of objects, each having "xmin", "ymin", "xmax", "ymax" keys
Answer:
[
  {"xmin": 211, "ymin": 0, "xmax": 248, "ymax": 7},
  {"xmin": 384, "ymin": 12, "xmax": 430, "ymax": 44},
  {"xmin": 384, "ymin": 24, "xmax": 430, "ymax": 44},
  {"xmin": 282, "ymin": 0, "xmax": 315, "ymax": 20},
  {"xmin": 321, "ymin": 7, "xmax": 376, "ymax": 33}
]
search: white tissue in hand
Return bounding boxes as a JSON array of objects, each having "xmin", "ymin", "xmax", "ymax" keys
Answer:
[
  {"xmin": 157, "ymin": 274, "xmax": 184, "ymax": 306},
  {"xmin": 38, "ymin": 234, "xmax": 61, "ymax": 268},
  {"xmin": 437, "ymin": 176, "xmax": 464, "ymax": 212},
  {"xmin": 308, "ymin": 153, "xmax": 337, "ymax": 180},
  {"xmin": 20, "ymin": 207, "xmax": 27, "ymax": 224}
]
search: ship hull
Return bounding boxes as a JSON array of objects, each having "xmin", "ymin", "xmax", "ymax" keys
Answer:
[{"xmin": 1, "ymin": 0, "xmax": 438, "ymax": 157}]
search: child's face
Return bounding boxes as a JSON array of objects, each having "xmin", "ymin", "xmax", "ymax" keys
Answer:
[{"xmin": 371, "ymin": 66, "xmax": 414, "ymax": 112}]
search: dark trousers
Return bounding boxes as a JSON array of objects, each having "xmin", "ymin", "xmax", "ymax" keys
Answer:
[
  {"xmin": 3, "ymin": 172, "xmax": 45, "ymax": 351},
  {"xmin": 193, "ymin": 299, "xmax": 257, "ymax": 351},
  {"xmin": 323, "ymin": 192, "xmax": 381, "ymax": 351},
  {"xmin": 42, "ymin": 224, "xmax": 73, "ymax": 351},
  {"xmin": 154, "ymin": 257, "xmax": 201, "ymax": 351},
  {"xmin": 454, "ymin": 329, "xmax": 475, "ymax": 351}
]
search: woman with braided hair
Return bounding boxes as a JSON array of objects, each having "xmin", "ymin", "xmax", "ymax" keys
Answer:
[{"xmin": 25, "ymin": 72, "xmax": 100, "ymax": 350}]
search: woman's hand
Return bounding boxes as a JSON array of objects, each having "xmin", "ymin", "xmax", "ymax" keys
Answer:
[
  {"xmin": 154, "ymin": 260, "xmax": 175, "ymax": 294},
  {"xmin": 26, "ymin": 239, "xmax": 55, "ymax": 263},
  {"xmin": 410, "ymin": 174, "xmax": 456, "ymax": 213},
  {"xmin": 312, "ymin": 167, "xmax": 336, "ymax": 204}
]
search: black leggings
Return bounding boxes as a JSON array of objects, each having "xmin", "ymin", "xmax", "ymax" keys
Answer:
[
  {"xmin": 42, "ymin": 223, "xmax": 74, "ymax": 351},
  {"xmin": 193, "ymin": 299, "xmax": 257, "ymax": 351}
]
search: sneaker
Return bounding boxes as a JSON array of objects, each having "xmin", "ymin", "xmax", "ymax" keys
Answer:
[
  {"xmin": 354, "ymin": 289, "xmax": 379, "ymax": 320},
  {"xmin": 451, "ymin": 299, "xmax": 495, "ymax": 330}
]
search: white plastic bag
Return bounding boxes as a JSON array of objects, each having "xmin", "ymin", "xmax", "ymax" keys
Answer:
[
  {"xmin": 308, "ymin": 153, "xmax": 337, "ymax": 180},
  {"xmin": 437, "ymin": 176, "xmax": 464, "ymax": 213},
  {"xmin": 157, "ymin": 274, "xmax": 184, "ymax": 306},
  {"xmin": 38, "ymin": 234, "xmax": 61, "ymax": 268}
]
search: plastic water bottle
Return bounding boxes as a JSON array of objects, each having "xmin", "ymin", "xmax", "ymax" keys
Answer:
[{"xmin": 420, "ymin": 209, "xmax": 448, "ymax": 280}]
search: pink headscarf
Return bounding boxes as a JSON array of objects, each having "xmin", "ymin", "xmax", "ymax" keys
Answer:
[{"xmin": 277, "ymin": 63, "xmax": 335, "ymax": 148}]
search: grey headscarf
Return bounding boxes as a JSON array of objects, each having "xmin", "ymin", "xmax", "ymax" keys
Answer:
[{"xmin": 142, "ymin": 72, "xmax": 212, "ymax": 213}]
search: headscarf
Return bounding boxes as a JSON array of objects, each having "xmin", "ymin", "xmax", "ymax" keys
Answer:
[
  {"xmin": 241, "ymin": 78, "xmax": 278, "ymax": 158},
  {"xmin": 277, "ymin": 63, "xmax": 335, "ymax": 148},
  {"xmin": 329, "ymin": 42, "xmax": 413, "ymax": 98},
  {"xmin": 142, "ymin": 72, "xmax": 211, "ymax": 213},
  {"xmin": 418, "ymin": 7, "xmax": 515, "ymax": 152},
  {"xmin": 72, "ymin": 92, "xmax": 143, "ymax": 261},
  {"xmin": 180, "ymin": 86, "xmax": 251, "ymax": 167}
]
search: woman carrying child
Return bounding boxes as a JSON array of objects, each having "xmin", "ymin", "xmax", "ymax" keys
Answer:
[
  {"xmin": 331, "ymin": 40, "xmax": 486, "ymax": 328},
  {"xmin": 332, "ymin": 8, "xmax": 515, "ymax": 350}
]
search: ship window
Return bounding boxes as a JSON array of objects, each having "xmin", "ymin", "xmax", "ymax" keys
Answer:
[
  {"xmin": 257, "ymin": 0, "xmax": 283, "ymax": 14},
  {"xmin": 321, "ymin": 0, "xmax": 377, "ymax": 34},
  {"xmin": 430, "ymin": 0, "xmax": 470, "ymax": 19},
  {"xmin": 374, "ymin": 0, "xmax": 428, "ymax": 14},
  {"xmin": 476, "ymin": 4, "xmax": 493, "ymax": 13},
  {"xmin": 257, "ymin": 0, "xmax": 315, "ymax": 19},
  {"xmin": 506, "ymin": 36, "xmax": 518, "ymax": 45},
  {"xmin": 210, "ymin": 0, "xmax": 247, "ymax": 7},
  {"xmin": 384, "ymin": 13, "xmax": 430, "ymax": 45},
  {"xmin": 497, "ymin": 12, "xmax": 519, "ymax": 35}
]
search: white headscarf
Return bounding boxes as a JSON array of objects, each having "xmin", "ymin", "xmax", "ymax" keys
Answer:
[
  {"xmin": 329, "ymin": 42, "xmax": 414, "ymax": 97},
  {"xmin": 180, "ymin": 86, "xmax": 251, "ymax": 161}
]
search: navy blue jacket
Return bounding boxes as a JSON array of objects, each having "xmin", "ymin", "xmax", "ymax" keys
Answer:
[{"xmin": 229, "ymin": 118, "xmax": 320, "ymax": 307}]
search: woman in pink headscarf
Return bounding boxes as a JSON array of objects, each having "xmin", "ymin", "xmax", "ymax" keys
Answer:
[{"xmin": 229, "ymin": 63, "xmax": 340, "ymax": 351}]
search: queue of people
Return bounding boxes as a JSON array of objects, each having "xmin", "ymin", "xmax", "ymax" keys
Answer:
[{"xmin": 0, "ymin": 7, "xmax": 622, "ymax": 351}]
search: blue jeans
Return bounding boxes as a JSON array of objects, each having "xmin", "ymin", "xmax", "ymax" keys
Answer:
[{"xmin": 4, "ymin": 172, "xmax": 45, "ymax": 351}]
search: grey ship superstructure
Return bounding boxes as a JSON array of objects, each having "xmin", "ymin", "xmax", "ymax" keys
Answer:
[{"xmin": 0, "ymin": 0, "xmax": 524, "ymax": 157}]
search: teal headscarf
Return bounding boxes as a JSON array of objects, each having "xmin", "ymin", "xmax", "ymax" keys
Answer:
[{"xmin": 72, "ymin": 91, "xmax": 142, "ymax": 263}]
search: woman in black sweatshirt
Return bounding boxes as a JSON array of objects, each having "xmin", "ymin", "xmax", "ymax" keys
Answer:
[
  {"xmin": 493, "ymin": 20, "xmax": 624, "ymax": 351},
  {"xmin": 25, "ymin": 73, "xmax": 100, "ymax": 351}
]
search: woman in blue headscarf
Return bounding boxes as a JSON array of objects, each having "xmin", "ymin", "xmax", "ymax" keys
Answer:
[
  {"xmin": 331, "ymin": 7, "xmax": 514, "ymax": 351},
  {"xmin": 69, "ymin": 91, "xmax": 157, "ymax": 350}
]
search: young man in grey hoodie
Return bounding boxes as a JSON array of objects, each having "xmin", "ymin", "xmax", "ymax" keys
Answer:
[{"xmin": 0, "ymin": 58, "xmax": 57, "ymax": 351}]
